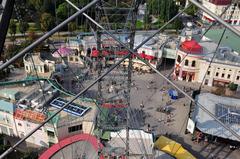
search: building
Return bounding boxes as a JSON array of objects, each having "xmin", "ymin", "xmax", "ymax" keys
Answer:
[
  {"xmin": 0, "ymin": 100, "xmax": 17, "ymax": 136},
  {"xmin": 0, "ymin": 89, "xmax": 20, "ymax": 101},
  {"xmin": 192, "ymin": 93, "xmax": 240, "ymax": 142},
  {"xmin": 77, "ymin": 31, "xmax": 177, "ymax": 70},
  {"xmin": 174, "ymin": 24, "xmax": 240, "ymax": 87},
  {"xmin": 23, "ymin": 49, "xmax": 85, "ymax": 77},
  {"xmin": 49, "ymin": 97, "xmax": 98, "ymax": 140},
  {"xmin": 201, "ymin": 0, "xmax": 240, "ymax": 25},
  {"xmin": 14, "ymin": 109, "xmax": 58, "ymax": 147},
  {"xmin": 23, "ymin": 53, "xmax": 55, "ymax": 77}
]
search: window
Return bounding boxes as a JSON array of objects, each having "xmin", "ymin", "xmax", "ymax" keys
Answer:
[
  {"xmin": 177, "ymin": 55, "xmax": 181, "ymax": 63},
  {"xmin": 185, "ymin": 60, "xmax": 189, "ymax": 66},
  {"xmin": 216, "ymin": 72, "xmax": 219, "ymax": 77},
  {"xmin": 222, "ymin": 73, "xmax": 225, "ymax": 78},
  {"xmin": 25, "ymin": 66, "xmax": 28, "ymax": 71},
  {"xmin": 227, "ymin": 74, "xmax": 231, "ymax": 79},
  {"xmin": 237, "ymin": 76, "xmax": 240, "ymax": 80},
  {"xmin": 192, "ymin": 61, "xmax": 196, "ymax": 67},
  {"xmin": 204, "ymin": 79, "xmax": 209, "ymax": 85},
  {"xmin": 75, "ymin": 58, "xmax": 79, "ymax": 62},
  {"xmin": 18, "ymin": 123, "xmax": 22, "ymax": 126},
  {"xmin": 68, "ymin": 124, "xmax": 82, "ymax": 133},
  {"xmin": 207, "ymin": 71, "xmax": 210, "ymax": 75},
  {"xmin": 70, "ymin": 57, "xmax": 74, "ymax": 61},
  {"xmin": 47, "ymin": 130, "xmax": 55, "ymax": 137}
]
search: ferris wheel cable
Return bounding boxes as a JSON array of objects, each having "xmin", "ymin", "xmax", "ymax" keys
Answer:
[
  {"xmin": 0, "ymin": 0, "xmax": 99, "ymax": 71},
  {"xmin": 198, "ymin": 3, "xmax": 237, "ymax": 92},
  {"xmin": 188, "ymin": 0, "xmax": 240, "ymax": 37},
  {"xmin": 164, "ymin": 1, "xmax": 232, "ymax": 80},
  {"xmin": 66, "ymin": 2, "xmax": 240, "ymax": 142}
]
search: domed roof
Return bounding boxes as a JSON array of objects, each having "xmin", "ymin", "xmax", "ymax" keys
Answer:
[{"xmin": 180, "ymin": 39, "xmax": 203, "ymax": 54}]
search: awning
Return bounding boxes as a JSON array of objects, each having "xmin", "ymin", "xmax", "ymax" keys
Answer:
[
  {"xmin": 91, "ymin": 50, "xmax": 99, "ymax": 57},
  {"xmin": 52, "ymin": 47, "xmax": 74, "ymax": 58},
  {"xmin": 145, "ymin": 54, "xmax": 155, "ymax": 60},
  {"xmin": 154, "ymin": 136, "xmax": 196, "ymax": 159}
]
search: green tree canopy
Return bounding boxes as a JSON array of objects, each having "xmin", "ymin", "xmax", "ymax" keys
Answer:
[
  {"xmin": 68, "ymin": 22, "xmax": 77, "ymax": 33},
  {"xmin": 19, "ymin": 21, "xmax": 29, "ymax": 35},
  {"xmin": 40, "ymin": 12, "xmax": 55, "ymax": 32},
  {"xmin": 185, "ymin": 5, "xmax": 198, "ymax": 16},
  {"xmin": 147, "ymin": 0, "xmax": 179, "ymax": 22},
  {"xmin": 9, "ymin": 19, "xmax": 17, "ymax": 36},
  {"xmin": 56, "ymin": 2, "xmax": 68, "ymax": 21}
]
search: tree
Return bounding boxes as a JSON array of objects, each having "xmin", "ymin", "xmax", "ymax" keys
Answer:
[
  {"xmin": 143, "ymin": 13, "xmax": 151, "ymax": 30},
  {"xmin": 28, "ymin": 31, "xmax": 38, "ymax": 42},
  {"xmin": 19, "ymin": 21, "xmax": 29, "ymax": 38},
  {"xmin": 9, "ymin": 19, "xmax": 17, "ymax": 44},
  {"xmin": 228, "ymin": 82, "xmax": 238, "ymax": 91},
  {"xmin": 56, "ymin": 2, "xmax": 68, "ymax": 21},
  {"xmin": 147, "ymin": 0, "xmax": 179, "ymax": 23},
  {"xmin": 174, "ymin": 18, "xmax": 184, "ymax": 32},
  {"xmin": 42, "ymin": 0, "xmax": 55, "ymax": 15},
  {"xmin": 40, "ymin": 12, "xmax": 55, "ymax": 32},
  {"xmin": 68, "ymin": 22, "xmax": 77, "ymax": 34},
  {"xmin": 185, "ymin": 5, "xmax": 198, "ymax": 16}
]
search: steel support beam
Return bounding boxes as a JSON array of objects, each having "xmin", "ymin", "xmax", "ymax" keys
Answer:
[
  {"xmin": 0, "ymin": 0, "xmax": 15, "ymax": 56},
  {"xmin": 66, "ymin": 3, "xmax": 240, "ymax": 141},
  {"xmin": 189, "ymin": 0, "xmax": 240, "ymax": 37},
  {"xmin": 0, "ymin": 0, "xmax": 99, "ymax": 71}
]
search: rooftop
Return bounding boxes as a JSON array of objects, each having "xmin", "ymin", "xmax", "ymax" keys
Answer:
[
  {"xmin": 193, "ymin": 93, "xmax": 240, "ymax": 141},
  {"xmin": 180, "ymin": 39, "xmax": 203, "ymax": 54},
  {"xmin": 108, "ymin": 129, "xmax": 153, "ymax": 155},
  {"xmin": 0, "ymin": 100, "xmax": 15, "ymax": 113},
  {"xmin": 50, "ymin": 96, "xmax": 98, "ymax": 127},
  {"xmin": 14, "ymin": 109, "xmax": 46, "ymax": 123},
  {"xmin": 205, "ymin": 28, "xmax": 240, "ymax": 53}
]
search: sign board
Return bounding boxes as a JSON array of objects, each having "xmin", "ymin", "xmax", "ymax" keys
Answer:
[{"xmin": 187, "ymin": 118, "xmax": 195, "ymax": 134}]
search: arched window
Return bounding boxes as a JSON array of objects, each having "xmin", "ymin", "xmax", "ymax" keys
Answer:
[
  {"xmin": 177, "ymin": 55, "xmax": 181, "ymax": 63},
  {"xmin": 192, "ymin": 60, "xmax": 196, "ymax": 67},
  {"xmin": 185, "ymin": 59, "xmax": 189, "ymax": 66}
]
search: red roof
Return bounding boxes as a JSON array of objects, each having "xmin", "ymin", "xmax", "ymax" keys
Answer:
[
  {"xmin": 39, "ymin": 134, "xmax": 104, "ymax": 159},
  {"xmin": 14, "ymin": 109, "xmax": 46, "ymax": 123},
  {"xmin": 180, "ymin": 39, "xmax": 203, "ymax": 54}
]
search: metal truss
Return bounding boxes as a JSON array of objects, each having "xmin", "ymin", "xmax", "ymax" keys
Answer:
[{"xmin": 1, "ymin": 0, "xmax": 240, "ymax": 158}]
